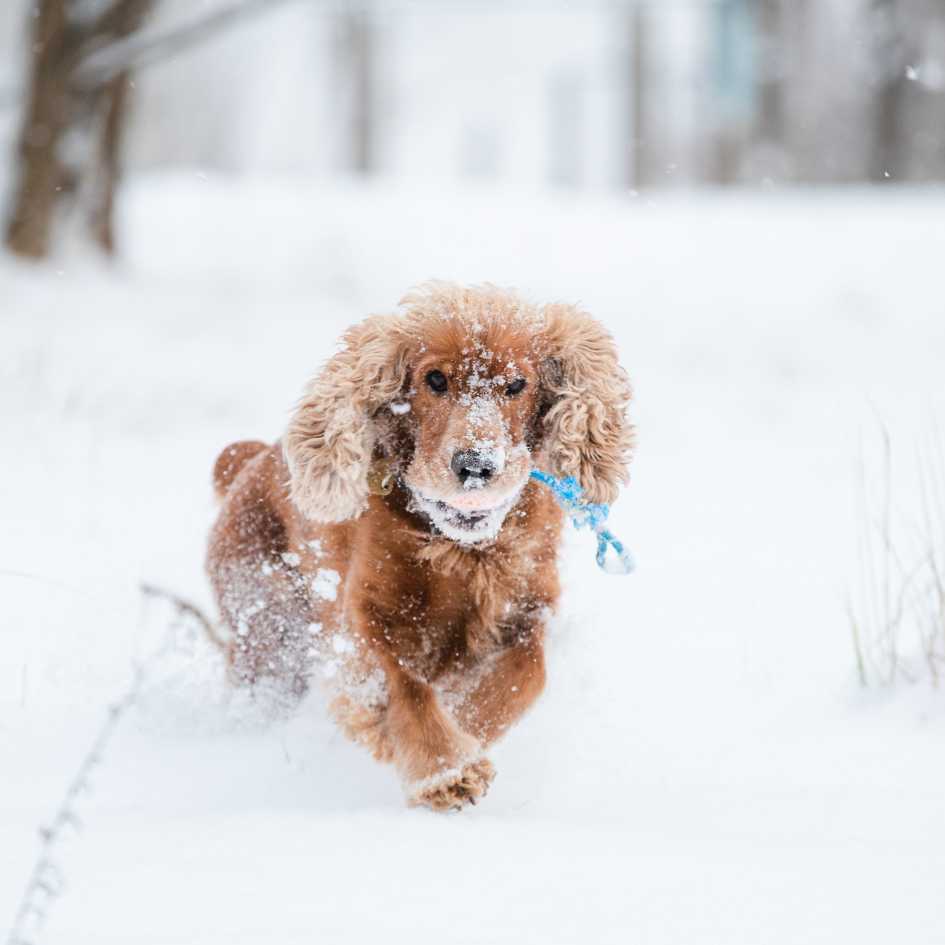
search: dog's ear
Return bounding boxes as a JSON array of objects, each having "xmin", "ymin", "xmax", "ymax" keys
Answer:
[
  {"xmin": 538, "ymin": 304, "xmax": 633, "ymax": 505},
  {"xmin": 285, "ymin": 315, "xmax": 409, "ymax": 522}
]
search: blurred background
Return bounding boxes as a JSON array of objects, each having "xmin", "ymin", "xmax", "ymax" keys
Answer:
[
  {"xmin": 2, "ymin": 0, "xmax": 945, "ymax": 259},
  {"xmin": 4, "ymin": 5, "xmax": 945, "ymax": 943}
]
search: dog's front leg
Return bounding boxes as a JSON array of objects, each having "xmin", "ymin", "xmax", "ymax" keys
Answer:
[
  {"xmin": 377, "ymin": 652, "xmax": 495, "ymax": 811},
  {"xmin": 455, "ymin": 631, "xmax": 547, "ymax": 747}
]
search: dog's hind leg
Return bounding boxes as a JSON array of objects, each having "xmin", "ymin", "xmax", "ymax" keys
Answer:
[
  {"xmin": 214, "ymin": 557, "xmax": 313, "ymax": 699},
  {"xmin": 207, "ymin": 448, "xmax": 315, "ymax": 699}
]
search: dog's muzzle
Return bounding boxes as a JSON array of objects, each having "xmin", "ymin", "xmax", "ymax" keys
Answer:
[{"xmin": 408, "ymin": 486, "xmax": 523, "ymax": 544}]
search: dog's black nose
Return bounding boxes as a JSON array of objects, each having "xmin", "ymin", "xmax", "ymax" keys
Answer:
[{"xmin": 451, "ymin": 450, "xmax": 496, "ymax": 485}]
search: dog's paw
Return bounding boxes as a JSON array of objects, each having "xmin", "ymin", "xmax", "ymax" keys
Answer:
[{"xmin": 409, "ymin": 758, "xmax": 496, "ymax": 812}]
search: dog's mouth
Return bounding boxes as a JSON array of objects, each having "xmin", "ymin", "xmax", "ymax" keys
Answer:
[
  {"xmin": 432, "ymin": 500, "xmax": 496, "ymax": 529},
  {"xmin": 408, "ymin": 489, "xmax": 522, "ymax": 544}
]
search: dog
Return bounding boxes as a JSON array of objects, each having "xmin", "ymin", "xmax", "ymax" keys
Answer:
[{"xmin": 206, "ymin": 282, "xmax": 632, "ymax": 810}]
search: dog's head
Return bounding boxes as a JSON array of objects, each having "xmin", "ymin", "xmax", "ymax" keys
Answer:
[{"xmin": 285, "ymin": 283, "xmax": 633, "ymax": 543}]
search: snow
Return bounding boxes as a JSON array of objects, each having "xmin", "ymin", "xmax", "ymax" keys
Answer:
[
  {"xmin": 3, "ymin": 177, "xmax": 945, "ymax": 944},
  {"xmin": 311, "ymin": 568, "xmax": 341, "ymax": 602}
]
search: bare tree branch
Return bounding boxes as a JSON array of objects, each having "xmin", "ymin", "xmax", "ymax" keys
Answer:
[
  {"xmin": 73, "ymin": 0, "xmax": 301, "ymax": 91},
  {"xmin": 0, "ymin": 0, "xmax": 301, "ymax": 110}
]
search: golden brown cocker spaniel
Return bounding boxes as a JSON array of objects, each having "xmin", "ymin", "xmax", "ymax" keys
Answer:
[{"xmin": 206, "ymin": 283, "xmax": 633, "ymax": 810}]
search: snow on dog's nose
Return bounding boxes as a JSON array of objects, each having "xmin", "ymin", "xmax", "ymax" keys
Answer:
[{"xmin": 451, "ymin": 449, "xmax": 497, "ymax": 487}]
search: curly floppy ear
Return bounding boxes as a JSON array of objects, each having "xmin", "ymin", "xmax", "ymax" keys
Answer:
[
  {"xmin": 538, "ymin": 304, "xmax": 633, "ymax": 505},
  {"xmin": 284, "ymin": 315, "xmax": 409, "ymax": 522}
]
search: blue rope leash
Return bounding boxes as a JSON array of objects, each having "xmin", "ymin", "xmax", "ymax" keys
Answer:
[{"xmin": 530, "ymin": 470, "xmax": 636, "ymax": 575}]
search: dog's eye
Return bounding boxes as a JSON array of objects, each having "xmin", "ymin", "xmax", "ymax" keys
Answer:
[
  {"xmin": 505, "ymin": 378, "xmax": 527, "ymax": 397},
  {"xmin": 425, "ymin": 370, "xmax": 448, "ymax": 395}
]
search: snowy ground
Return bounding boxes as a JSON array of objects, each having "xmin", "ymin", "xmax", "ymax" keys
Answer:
[{"xmin": 3, "ymin": 178, "xmax": 945, "ymax": 944}]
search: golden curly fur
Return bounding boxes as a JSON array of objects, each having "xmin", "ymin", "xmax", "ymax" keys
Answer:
[{"xmin": 206, "ymin": 283, "xmax": 632, "ymax": 811}]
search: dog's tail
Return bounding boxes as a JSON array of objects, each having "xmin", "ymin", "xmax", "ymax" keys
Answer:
[{"xmin": 212, "ymin": 440, "xmax": 269, "ymax": 500}]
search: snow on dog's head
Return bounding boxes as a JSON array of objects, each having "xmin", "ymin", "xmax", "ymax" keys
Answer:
[{"xmin": 284, "ymin": 282, "xmax": 633, "ymax": 541}]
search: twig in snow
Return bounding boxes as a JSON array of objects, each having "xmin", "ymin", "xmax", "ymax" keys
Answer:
[
  {"xmin": 140, "ymin": 582, "xmax": 225, "ymax": 649},
  {"xmin": 3, "ymin": 582, "xmax": 217, "ymax": 945}
]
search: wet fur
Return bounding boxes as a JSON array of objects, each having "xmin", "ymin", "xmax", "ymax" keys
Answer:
[{"xmin": 206, "ymin": 283, "xmax": 632, "ymax": 810}]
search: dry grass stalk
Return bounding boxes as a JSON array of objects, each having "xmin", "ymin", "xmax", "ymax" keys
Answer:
[{"xmin": 850, "ymin": 420, "xmax": 945, "ymax": 687}]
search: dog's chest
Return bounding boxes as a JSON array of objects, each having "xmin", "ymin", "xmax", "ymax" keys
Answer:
[{"xmin": 379, "ymin": 549, "xmax": 527, "ymax": 682}]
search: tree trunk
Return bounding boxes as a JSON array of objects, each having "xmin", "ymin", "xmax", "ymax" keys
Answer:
[
  {"xmin": 340, "ymin": 8, "xmax": 376, "ymax": 175},
  {"xmin": 5, "ymin": 0, "xmax": 77, "ymax": 258},
  {"xmin": 748, "ymin": 0, "xmax": 792, "ymax": 182},
  {"xmin": 629, "ymin": 3, "xmax": 648, "ymax": 189},
  {"xmin": 872, "ymin": 71, "xmax": 908, "ymax": 181},
  {"xmin": 755, "ymin": 0, "xmax": 784, "ymax": 147},
  {"xmin": 4, "ymin": 0, "xmax": 153, "ymax": 260},
  {"xmin": 88, "ymin": 72, "xmax": 132, "ymax": 254},
  {"xmin": 868, "ymin": 0, "xmax": 909, "ymax": 182}
]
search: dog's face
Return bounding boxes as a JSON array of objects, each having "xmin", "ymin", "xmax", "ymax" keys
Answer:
[
  {"xmin": 285, "ymin": 283, "xmax": 633, "ymax": 542},
  {"xmin": 397, "ymin": 329, "xmax": 542, "ymax": 542}
]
